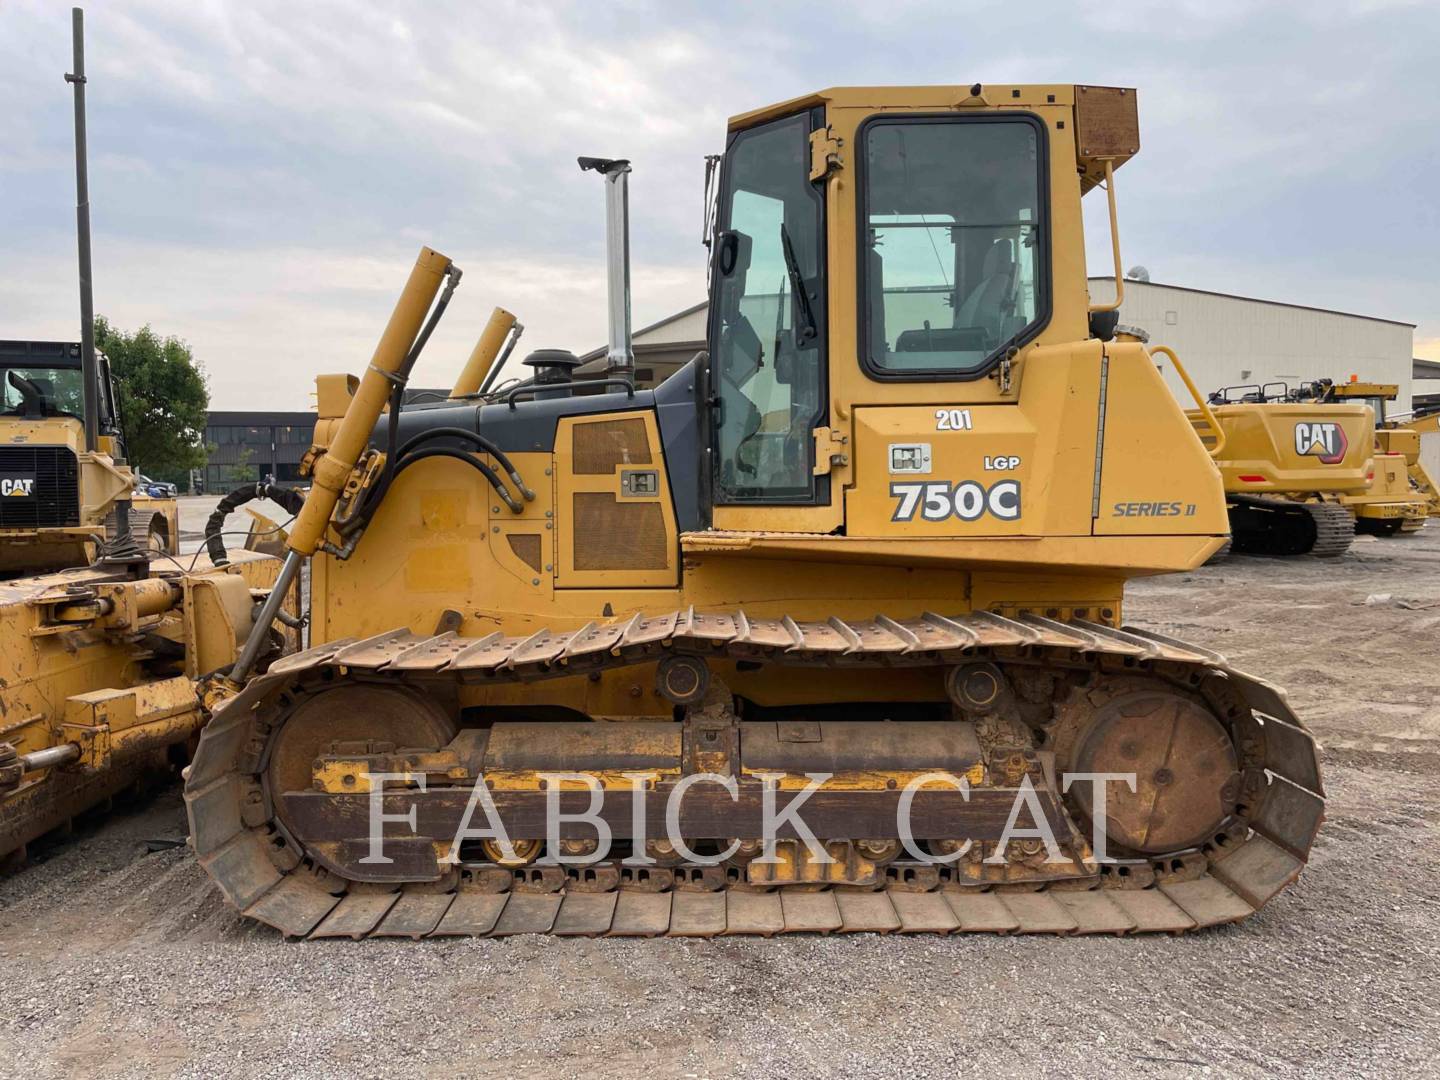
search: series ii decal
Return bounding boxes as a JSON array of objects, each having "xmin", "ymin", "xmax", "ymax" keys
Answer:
[
  {"xmin": 1111, "ymin": 501, "xmax": 1197, "ymax": 517},
  {"xmin": 891, "ymin": 480, "xmax": 1021, "ymax": 523}
]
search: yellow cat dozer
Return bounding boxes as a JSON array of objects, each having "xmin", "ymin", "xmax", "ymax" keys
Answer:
[
  {"xmin": 0, "ymin": 340, "xmax": 180, "ymax": 576},
  {"xmin": 187, "ymin": 85, "xmax": 1322, "ymax": 940},
  {"xmin": 0, "ymin": 10, "xmax": 295, "ymax": 867}
]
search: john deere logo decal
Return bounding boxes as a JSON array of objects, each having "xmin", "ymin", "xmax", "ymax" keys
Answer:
[
  {"xmin": 1294, "ymin": 421, "xmax": 1347, "ymax": 464},
  {"xmin": 0, "ymin": 476, "xmax": 35, "ymax": 497}
]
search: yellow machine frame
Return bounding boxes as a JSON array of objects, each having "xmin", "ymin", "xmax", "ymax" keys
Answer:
[{"xmin": 183, "ymin": 85, "xmax": 1327, "ymax": 940}]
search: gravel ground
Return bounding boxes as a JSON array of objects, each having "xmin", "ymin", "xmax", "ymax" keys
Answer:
[{"xmin": 1, "ymin": 529, "xmax": 1438, "ymax": 1079}]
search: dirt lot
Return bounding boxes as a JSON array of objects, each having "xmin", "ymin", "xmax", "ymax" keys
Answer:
[{"xmin": 1, "ymin": 530, "xmax": 1438, "ymax": 1079}]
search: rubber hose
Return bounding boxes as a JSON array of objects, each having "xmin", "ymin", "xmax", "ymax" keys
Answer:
[{"xmin": 204, "ymin": 481, "xmax": 307, "ymax": 566}]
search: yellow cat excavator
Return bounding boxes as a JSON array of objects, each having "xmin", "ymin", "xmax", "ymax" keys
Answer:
[
  {"xmin": 1192, "ymin": 382, "xmax": 1371, "ymax": 557},
  {"xmin": 186, "ymin": 84, "xmax": 1322, "ymax": 939},
  {"xmin": 1194, "ymin": 378, "xmax": 1429, "ymax": 556}
]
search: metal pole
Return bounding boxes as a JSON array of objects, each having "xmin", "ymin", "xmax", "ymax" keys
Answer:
[{"xmin": 66, "ymin": 7, "xmax": 100, "ymax": 452}]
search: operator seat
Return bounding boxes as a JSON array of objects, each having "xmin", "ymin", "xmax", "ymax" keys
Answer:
[{"xmin": 954, "ymin": 239, "xmax": 1017, "ymax": 345}]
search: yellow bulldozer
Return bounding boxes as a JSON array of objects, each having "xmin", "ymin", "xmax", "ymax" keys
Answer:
[
  {"xmin": 0, "ymin": 339, "xmax": 180, "ymax": 576},
  {"xmin": 0, "ymin": 9, "xmax": 294, "ymax": 867},
  {"xmin": 186, "ymin": 84, "xmax": 1322, "ymax": 940}
]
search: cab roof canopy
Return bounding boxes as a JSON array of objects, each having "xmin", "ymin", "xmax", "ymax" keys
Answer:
[{"xmin": 727, "ymin": 84, "xmax": 1139, "ymax": 192}]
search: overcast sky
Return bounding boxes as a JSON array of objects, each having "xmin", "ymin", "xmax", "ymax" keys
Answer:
[{"xmin": 2, "ymin": 0, "xmax": 1436, "ymax": 409}]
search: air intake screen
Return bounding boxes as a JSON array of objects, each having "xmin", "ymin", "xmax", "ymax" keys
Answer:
[
  {"xmin": 572, "ymin": 418, "xmax": 651, "ymax": 475},
  {"xmin": 0, "ymin": 446, "xmax": 80, "ymax": 528},
  {"xmin": 572, "ymin": 493, "xmax": 667, "ymax": 570},
  {"xmin": 507, "ymin": 533, "xmax": 542, "ymax": 571}
]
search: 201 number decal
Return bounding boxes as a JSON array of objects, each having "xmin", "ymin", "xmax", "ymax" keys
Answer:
[
  {"xmin": 935, "ymin": 408, "xmax": 973, "ymax": 431},
  {"xmin": 890, "ymin": 480, "xmax": 1021, "ymax": 523}
]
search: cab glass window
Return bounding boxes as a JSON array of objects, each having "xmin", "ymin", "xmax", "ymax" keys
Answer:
[{"xmin": 860, "ymin": 115, "xmax": 1047, "ymax": 377}]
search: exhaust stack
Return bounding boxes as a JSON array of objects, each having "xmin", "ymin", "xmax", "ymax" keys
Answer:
[{"xmin": 578, "ymin": 157, "xmax": 633, "ymax": 378}]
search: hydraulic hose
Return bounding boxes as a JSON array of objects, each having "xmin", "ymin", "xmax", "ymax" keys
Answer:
[
  {"xmin": 396, "ymin": 426, "xmax": 535, "ymax": 502},
  {"xmin": 389, "ymin": 447, "xmax": 522, "ymax": 512},
  {"xmin": 336, "ymin": 426, "xmax": 533, "ymax": 537},
  {"xmin": 204, "ymin": 481, "xmax": 307, "ymax": 566}
]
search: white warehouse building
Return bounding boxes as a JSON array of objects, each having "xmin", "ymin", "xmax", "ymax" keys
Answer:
[
  {"xmin": 585, "ymin": 283, "xmax": 1416, "ymax": 414},
  {"xmin": 1087, "ymin": 278, "xmax": 1415, "ymax": 412}
]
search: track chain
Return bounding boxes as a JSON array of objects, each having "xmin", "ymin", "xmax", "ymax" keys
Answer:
[
  {"xmin": 1306, "ymin": 502, "xmax": 1357, "ymax": 557},
  {"xmin": 184, "ymin": 610, "xmax": 1325, "ymax": 939}
]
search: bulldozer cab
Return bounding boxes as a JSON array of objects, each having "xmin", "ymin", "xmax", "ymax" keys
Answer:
[
  {"xmin": 0, "ymin": 340, "xmax": 152, "ymax": 572},
  {"xmin": 708, "ymin": 101, "xmax": 1049, "ymax": 513},
  {"xmin": 700, "ymin": 85, "xmax": 1212, "ymax": 546},
  {"xmin": 1, "ymin": 342, "xmax": 87, "ymax": 423},
  {"xmin": 0, "ymin": 340, "xmax": 121, "ymax": 437}
]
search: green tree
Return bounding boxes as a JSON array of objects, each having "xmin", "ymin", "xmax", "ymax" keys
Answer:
[{"xmin": 93, "ymin": 317, "xmax": 209, "ymax": 480}]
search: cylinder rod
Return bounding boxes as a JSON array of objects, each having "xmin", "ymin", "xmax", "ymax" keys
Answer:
[
  {"xmin": 21, "ymin": 743, "xmax": 81, "ymax": 771},
  {"xmin": 228, "ymin": 548, "xmax": 303, "ymax": 683},
  {"xmin": 66, "ymin": 7, "xmax": 100, "ymax": 452},
  {"xmin": 451, "ymin": 306, "xmax": 516, "ymax": 398},
  {"xmin": 285, "ymin": 247, "xmax": 451, "ymax": 557}
]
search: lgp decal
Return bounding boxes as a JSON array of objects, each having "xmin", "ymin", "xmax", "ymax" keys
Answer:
[
  {"xmin": 1294, "ymin": 421, "xmax": 1348, "ymax": 464},
  {"xmin": 0, "ymin": 476, "xmax": 35, "ymax": 498},
  {"xmin": 891, "ymin": 480, "xmax": 1020, "ymax": 523}
]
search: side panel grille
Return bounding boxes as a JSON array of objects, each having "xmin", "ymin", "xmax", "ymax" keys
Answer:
[
  {"xmin": 572, "ymin": 493, "xmax": 666, "ymax": 570},
  {"xmin": 572, "ymin": 419, "xmax": 652, "ymax": 475},
  {"xmin": 0, "ymin": 446, "xmax": 80, "ymax": 528}
]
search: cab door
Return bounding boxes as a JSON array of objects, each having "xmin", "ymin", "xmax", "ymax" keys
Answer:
[{"xmin": 707, "ymin": 107, "xmax": 842, "ymax": 534}]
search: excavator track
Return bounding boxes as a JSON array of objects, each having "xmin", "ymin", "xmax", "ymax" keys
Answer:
[
  {"xmin": 185, "ymin": 610, "xmax": 1324, "ymax": 939},
  {"xmin": 1228, "ymin": 496, "xmax": 1354, "ymax": 557}
]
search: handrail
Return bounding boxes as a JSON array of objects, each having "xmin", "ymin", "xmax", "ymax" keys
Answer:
[
  {"xmin": 1088, "ymin": 160, "xmax": 1124, "ymax": 314},
  {"xmin": 1153, "ymin": 344, "xmax": 1226, "ymax": 458},
  {"xmin": 506, "ymin": 378, "xmax": 635, "ymax": 410}
]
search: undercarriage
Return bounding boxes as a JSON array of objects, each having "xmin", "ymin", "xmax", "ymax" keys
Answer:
[
  {"xmin": 1227, "ymin": 496, "xmax": 1355, "ymax": 557},
  {"xmin": 186, "ymin": 609, "xmax": 1323, "ymax": 938}
]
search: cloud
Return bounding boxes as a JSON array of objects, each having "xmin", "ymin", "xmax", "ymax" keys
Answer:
[{"xmin": 1, "ymin": 0, "xmax": 1435, "ymax": 409}]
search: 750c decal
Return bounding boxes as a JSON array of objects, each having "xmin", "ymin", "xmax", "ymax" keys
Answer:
[{"xmin": 891, "ymin": 480, "xmax": 1021, "ymax": 522}]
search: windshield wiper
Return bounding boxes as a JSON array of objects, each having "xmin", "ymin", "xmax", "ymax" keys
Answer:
[{"xmin": 779, "ymin": 223, "xmax": 819, "ymax": 343}]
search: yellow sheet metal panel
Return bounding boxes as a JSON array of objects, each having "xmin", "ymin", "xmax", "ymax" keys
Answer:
[
  {"xmin": 1197, "ymin": 403, "xmax": 1374, "ymax": 495},
  {"xmin": 554, "ymin": 412, "xmax": 677, "ymax": 589},
  {"xmin": 1095, "ymin": 342, "xmax": 1229, "ymax": 537},
  {"xmin": 800, "ymin": 342, "xmax": 1100, "ymax": 542},
  {"xmin": 847, "ymin": 404, "xmax": 1037, "ymax": 537}
]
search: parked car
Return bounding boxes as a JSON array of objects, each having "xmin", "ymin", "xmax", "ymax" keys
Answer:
[{"xmin": 135, "ymin": 474, "xmax": 178, "ymax": 498}]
